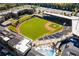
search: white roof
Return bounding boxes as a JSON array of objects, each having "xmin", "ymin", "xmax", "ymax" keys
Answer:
[
  {"xmin": 14, "ymin": 43, "xmax": 30, "ymax": 53},
  {"xmin": 3, "ymin": 37, "xmax": 10, "ymax": 41},
  {"xmin": 22, "ymin": 38, "xmax": 30, "ymax": 44},
  {"xmin": 2, "ymin": 19, "xmax": 12, "ymax": 25},
  {"xmin": 13, "ymin": 38, "xmax": 31, "ymax": 53},
  {"xmin": 44, "ymin": 11, "xmax": 79, "ymax": 20}
]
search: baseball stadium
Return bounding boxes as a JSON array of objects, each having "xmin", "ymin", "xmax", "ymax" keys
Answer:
[
  {"xmin": 0, "ymin": 3, "xmax": 79, "ymax": 56},
  {"xmin": 8, "ymin": 14, "xmax": 63, "ymax": 41}
]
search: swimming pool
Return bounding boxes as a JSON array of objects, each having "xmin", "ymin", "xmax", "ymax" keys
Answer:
[{"xmin": 35, "ymin": 45, "xmax": 56, "ymax": 56}]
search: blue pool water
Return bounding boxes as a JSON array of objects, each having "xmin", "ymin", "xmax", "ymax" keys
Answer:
[
  {"xmin": 41, "ymin": 48, "xmax": 56, "ymax": 56},
  {"xmin": 35, "ymin": 45, "xmax": 56, "ymax": 56}
]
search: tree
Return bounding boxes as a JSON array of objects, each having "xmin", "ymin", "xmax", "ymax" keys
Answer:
[{"xmin": 64, "ymin": 12, "xmax": 67, "ymax": 16}]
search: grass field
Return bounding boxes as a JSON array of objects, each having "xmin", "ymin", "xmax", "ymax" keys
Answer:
[
  {"xmin": 8, "ymin": 26, "xmax": 16, "ymax": 32},
  {"xmin": 19, "ymin": 17, "xmax": 48, "ymax": 41},
  {"xmin": 19, "ymin": 17, "xmax": 63, "ymax": 41}
]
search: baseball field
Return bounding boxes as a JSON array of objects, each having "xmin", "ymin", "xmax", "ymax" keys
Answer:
[
  {"xmin": 17, "ymin": 17, "xmax": 63, "ymax": 41},
  {"xmin": 8, "ymin": 15, "xmax": 63, "ymax": 41}
]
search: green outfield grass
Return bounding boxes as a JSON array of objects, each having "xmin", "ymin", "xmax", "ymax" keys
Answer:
[
  {"xmin": 19, "ymin": 17, "xmax": 48, "ymax": 41},
  {"xmin": 8, "ymin": 26, "xmax": 16, "ymax": 32},
  {"xmin": 19, "ymin": 17, "xmax": 63, "ymax": 41}
]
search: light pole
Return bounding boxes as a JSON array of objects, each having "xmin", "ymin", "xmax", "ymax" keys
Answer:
[{"xmin": 61, "ymin": 22, "xmax": 66, "ymax": 40}]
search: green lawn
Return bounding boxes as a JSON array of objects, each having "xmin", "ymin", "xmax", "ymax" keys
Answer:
[
  {"xmin": 8, "ymin": 26, "xmax": 16, "ymax": 32},
  {"xmin": 19, "ymin": 17, "xmax": 49, "ymax": 41}
]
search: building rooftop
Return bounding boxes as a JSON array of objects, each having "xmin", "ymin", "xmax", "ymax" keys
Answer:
[
  {"xmin": 1, "ymin": 19, "xmax": 13, "ymax": 26},
  {"xmin": 26, "ymin": 48, "xmax": 44, "ymax": 56},
  {"xmin": 62, "ymin": 41, "xmax": 79, "ymax": 56},
  {"xmin": 8, "ymin": 38, "xmax": 21, "ymax": 47},
  {"xmin": 12, "ymin": 38, "xmax": 31, "ymax": 55},
  {"xmin": 3, "ymin": 37, "xmax": 10, "ymax": 41},
  {"xmin": 0, "ymin": 16, "xmax": 3, "ymax": 18},
  {"xmin": 0, "ymin": 35, "xmax": 10, "ymax": 42},
  {"xmin": 14, "ymin": 43, "xmax": 30, "ymax": 53},
  {"xmin": 44, "ymin": 11, "xmax": 79, "ymax": 20}
]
